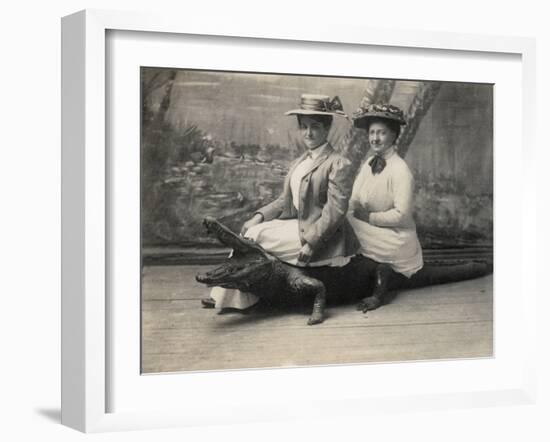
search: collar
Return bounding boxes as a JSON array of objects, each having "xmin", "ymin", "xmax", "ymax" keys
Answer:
[
  {"xmin": 305, "ymin": 142, "xmax": 330, "ymax": 160},
  {"xmin": 368, "ymin": 145, "xmax": 396, "ymax": 160}
]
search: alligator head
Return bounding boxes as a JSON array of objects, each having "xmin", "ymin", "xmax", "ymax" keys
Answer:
[{"xmin": 195, "ymin": 216, "xmax": 277, "ymax": 291}]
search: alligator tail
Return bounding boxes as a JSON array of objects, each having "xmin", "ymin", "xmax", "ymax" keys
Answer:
[{"xmin": 391, "ymin": 260, "xmax": 493, "ymax": 290}]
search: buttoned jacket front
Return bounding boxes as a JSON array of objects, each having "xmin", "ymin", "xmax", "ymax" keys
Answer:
[{"xmin": 256, "ymin": 143, "xmax": 359, "ymax": 263}]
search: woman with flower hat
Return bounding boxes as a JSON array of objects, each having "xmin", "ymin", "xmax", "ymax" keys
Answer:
[
  {"xmin": 202, "ymin": 94, "xmax": 359, "ymax": 311},
  {"xmin": 348, "ymin": 103, "xmax": 423, "ymax": 312}
]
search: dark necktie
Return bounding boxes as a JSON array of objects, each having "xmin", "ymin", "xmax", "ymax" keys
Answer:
[{"xmin": 369, "ymin": 154, "xmax": 386, "ymax": 175}]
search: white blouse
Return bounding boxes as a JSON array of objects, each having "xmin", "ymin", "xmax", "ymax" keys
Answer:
[
  {"xmin": 350, "ymin": 147, "xmax": 415, "ymax": 228},
  {"xmin": 347, "ymin": 147, "xmax": 423, "ymax": 277}
]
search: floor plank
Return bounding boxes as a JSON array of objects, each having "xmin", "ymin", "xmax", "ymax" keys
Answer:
[{"xmin": 141, "ymin": 266, "xmax": 493, "ymax": 373}]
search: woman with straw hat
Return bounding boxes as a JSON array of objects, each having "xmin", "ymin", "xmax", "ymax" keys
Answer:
[
  {"xmin": 348, "ymin": 103, "xmax": 424, "ymax": 312},
  {"xmin": 203, "ymin": 93, "xmax": 359, "ymax": 311}
]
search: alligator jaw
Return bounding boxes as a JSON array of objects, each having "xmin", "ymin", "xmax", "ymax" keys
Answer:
[
  {"xmin": 195, "ymin": 252, "xmax": 272, "ymax": 289},
  {"xmin": 195, "ymin": 272, "xmax": 210, "ymax": 285},
  {"xmin": 195, "ymin": 262, "xmax": 239, "ymax": 287},
  {"xmin": 202, "ymin": 216, "xmax": 272, "ymax": 259}
]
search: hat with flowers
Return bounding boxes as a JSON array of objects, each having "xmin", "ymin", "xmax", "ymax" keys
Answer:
[{"xmin": 352, "ymin": 103, "xmax": 406, "ymax": 129}]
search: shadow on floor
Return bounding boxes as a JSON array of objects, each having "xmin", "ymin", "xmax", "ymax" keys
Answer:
[
  {"xmin": 207, "ymin": 294, "xmax": 378, "ymax": 327},
  {"xmin": 35, "ymin": 408, "xmax": 61, "ymax": 423}
]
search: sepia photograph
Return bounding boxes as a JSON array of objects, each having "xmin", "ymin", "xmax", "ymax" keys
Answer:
[{"xmin": 140, "ymin": 68, "xmax": 493, "ymax": 374}]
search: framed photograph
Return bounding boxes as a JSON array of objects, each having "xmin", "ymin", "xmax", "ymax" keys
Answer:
[{"xmin": 62, "ymin": 9, "xmax": 537, "ymax": 433}]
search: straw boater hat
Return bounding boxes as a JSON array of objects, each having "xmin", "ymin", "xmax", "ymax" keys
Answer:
[
  {"xmin": 285, "ymin": 94, "xmax": 348, "ymax": 118},
  {"xmin": 352, "ymin": 103, "xmax": 407, "ymax": 130}
]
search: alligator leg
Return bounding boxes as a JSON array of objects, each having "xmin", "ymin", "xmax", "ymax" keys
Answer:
[
  {"xmin": 308, "ymin": 286, "xmax": 327, "ymax": 325},
  {"xmin": 290, "ymin": 274, "xmax": 327, "ymax": 325},
  {"xmin": 357, "ymin": 263, "xmax": 393, "ymax": 313}
]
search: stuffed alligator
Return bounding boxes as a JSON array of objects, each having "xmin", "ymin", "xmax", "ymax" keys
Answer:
[{"xmin": 196, "ymin": 216, "xmax": 492, "ymax": 325}]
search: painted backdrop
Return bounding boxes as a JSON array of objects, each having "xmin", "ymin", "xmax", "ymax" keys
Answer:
[{"xmin": 141, "ymin": 68, "xmax": 493, "ymax": 255}]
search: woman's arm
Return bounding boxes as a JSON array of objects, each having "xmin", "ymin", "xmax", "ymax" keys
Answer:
[
  {"xmin": 242, "ymin": 190, "xmax": 285, "ymax": 236},
  {"xmin": 254, "ymin": 159, "xmax": 297, "ymax": 222},
  {"xmin": 347, "ymin": 161, "xmax": 369, "ymax": 215},
  {"xmin": 369, "ymin": 166, "xmax": 415, "ymax": 227},
  {"xmin": 255, "ymin": 193, "xmax": 285, "ymax": 222}
]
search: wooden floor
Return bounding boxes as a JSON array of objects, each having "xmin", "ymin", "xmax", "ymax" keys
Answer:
[{"xmin": 141, "ymin": 265, "xmax": 493, "ymax": 374}]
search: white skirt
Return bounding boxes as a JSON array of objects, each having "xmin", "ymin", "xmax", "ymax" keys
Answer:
[
  {"xmin": 245, "ymin": 219, "xmax": 350, "ymax": 267},
  {"xmin": 347, "ymin": 214, "xmax": 423, "ymax": 277},
  {"xmin": 210, "ymin": 219, "xmax": 351, "ymax": 309}
]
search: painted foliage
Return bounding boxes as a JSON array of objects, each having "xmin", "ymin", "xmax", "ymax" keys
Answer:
[{"xmin": 141, "ymin": 68, "xmax": 493, "ymax": 251}]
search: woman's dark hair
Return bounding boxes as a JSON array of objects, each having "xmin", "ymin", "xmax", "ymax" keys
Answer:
[
  {"xmin": 297, "ymin": 114, "xmax": 333, "ymax": 129},
  {"xmin": 365, "ymin": 117, "xmax": 401, "ymax": 139}
]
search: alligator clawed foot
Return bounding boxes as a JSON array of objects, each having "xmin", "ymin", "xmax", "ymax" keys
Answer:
[
  {"xmin": 307, "ymin": 296, "xmax": 326, "ymax": 325},
  {"xmin": 357, "ymin": 296, "xmax": 381, "ymax": 313},
  {"xmin": 307, "ymin": 313, "xmax": 325, "ymax": 326}
]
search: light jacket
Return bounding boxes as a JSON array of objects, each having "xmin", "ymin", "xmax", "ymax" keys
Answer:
[{"xmin": 256, "ymin": 143, "xmax": 359, "ymax": 263}]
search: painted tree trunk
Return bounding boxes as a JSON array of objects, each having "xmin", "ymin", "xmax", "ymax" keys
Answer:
[
  {"xmin": 337, "ymin": 79, "xmax": 396, "ymax": 165},
  {"xmin": 397, "ymin": 82, "xmax": 442, "ymax": 158}
]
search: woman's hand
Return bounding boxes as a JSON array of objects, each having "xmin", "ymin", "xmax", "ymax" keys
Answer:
[
  {"xmin": 353, "ymin": 206, "xmax": 370, "ymax": 223},
  {"xmin": 240, "ymin": 213, "xmax": 263, "ymax": 236},
  {"xmin": 297, "ymin": 243, "xmax": 314, "ymax": 265}
]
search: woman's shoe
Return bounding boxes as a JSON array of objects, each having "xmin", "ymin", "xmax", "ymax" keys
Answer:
[{"xmin": 200, "ymin": 297, "xmax": 216, "ymax": 308}]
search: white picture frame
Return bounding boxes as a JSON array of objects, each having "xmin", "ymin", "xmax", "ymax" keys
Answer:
[{"xmin": 61, "ymin": 9, "xmax": 537, "ymax": 433}]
